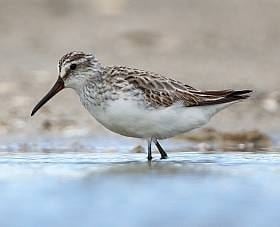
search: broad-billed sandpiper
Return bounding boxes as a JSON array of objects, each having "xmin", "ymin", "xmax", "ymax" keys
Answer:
[{"xmin": 31, "ymin": 51, "xmax": 252, "ymax": 160}]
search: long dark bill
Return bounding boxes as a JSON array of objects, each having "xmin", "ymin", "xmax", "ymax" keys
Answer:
[{"xmin": 31, "ymin": 77, "xmax": 64, "ymax": 116}]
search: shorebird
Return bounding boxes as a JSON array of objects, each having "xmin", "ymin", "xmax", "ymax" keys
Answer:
[{"xmin": 31, "ymin": 51, "xmax": 252, "ymax": 160}]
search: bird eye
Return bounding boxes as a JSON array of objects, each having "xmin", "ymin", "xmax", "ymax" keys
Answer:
[{"xmin": 70, "ymin": 64, "xmax": 77, "ymax": 70}]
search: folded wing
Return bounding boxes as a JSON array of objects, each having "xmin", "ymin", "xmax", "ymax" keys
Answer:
[{"xmin": 108, "ymin": 66, "xmax": 253, "ymax": 107}]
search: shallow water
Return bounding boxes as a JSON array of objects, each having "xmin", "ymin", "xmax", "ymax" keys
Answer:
[{"xmin": 0, "ymin": 137, "xmax": 280, "ymax": 227}]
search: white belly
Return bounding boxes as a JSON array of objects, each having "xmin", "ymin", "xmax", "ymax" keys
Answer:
[{"xmin": 83, "ymin": 99, "xmax": 231, "ymax": 139}]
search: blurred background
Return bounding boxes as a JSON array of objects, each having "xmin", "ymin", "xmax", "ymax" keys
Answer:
[{"xmin": 1, "ymin": 0, "xmax": 280, "ymax": 136}]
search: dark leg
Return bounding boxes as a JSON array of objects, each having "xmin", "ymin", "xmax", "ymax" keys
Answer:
[
  {"xmin": 153, "ymin": 139, "xmax": 168, "ymax": 159},
  {"xmin": 147, "ymin": 138, "xmax": 152, "ymax": 161}
]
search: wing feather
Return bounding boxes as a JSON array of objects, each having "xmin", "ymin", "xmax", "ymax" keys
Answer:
[{"xmin": 106, "ymin": 66, "xmax": 252, "ymax": 107}]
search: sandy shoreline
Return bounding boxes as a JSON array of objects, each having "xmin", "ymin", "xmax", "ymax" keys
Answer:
[{"xmin": 0, "ymin": 0, "xmax": 279, "ymax": 136}]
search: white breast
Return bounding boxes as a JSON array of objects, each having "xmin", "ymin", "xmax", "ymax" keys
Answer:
[{"xmin": 80, "ymin": 98, "xmax": 232, "ymax": 139}]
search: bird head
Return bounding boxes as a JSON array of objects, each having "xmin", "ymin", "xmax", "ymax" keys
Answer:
[{"xmin": 31, "ymin": 51, "xmax": 101, "ymax": 116}]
